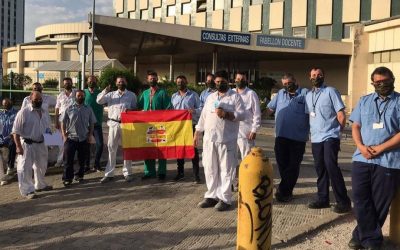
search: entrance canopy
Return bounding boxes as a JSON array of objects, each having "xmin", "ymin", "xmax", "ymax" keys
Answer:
[
  {"xmin": 34, "ymin": 59, "xmax": 126, "ymax": 72},
  {"xmin": 94, "ymin": 15, "xmax": 353, "ymax": 65}
]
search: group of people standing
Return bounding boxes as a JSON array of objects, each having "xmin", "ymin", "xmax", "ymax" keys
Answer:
[
  {"xmin": 0, "ymin": 65, "xmax": 399, "ymax": 249},
  {"xmin": 267, "ymin": 66, "xmax": 400, "ymax": 250}
]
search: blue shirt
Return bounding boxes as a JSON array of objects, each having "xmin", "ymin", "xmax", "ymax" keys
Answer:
[
  {"xmin": 305, "ymin": 84, "xmax": 345, "ymax": 143},
  {"xmin": 268, "ymin": 88, "xmax": 309, "ymax": 142},
  {"xmin": 349, "ymin": 92, "xmax": 400, "ymax": 169},
  {"xmin": 171, "ymin": 89, "xmax": 201, "ymax": 124},
  {"xmin": 0, "ymin": 107, "xmax": 17, "ymax": 145},
  {"xmin": 199, "ymin": 88, "xmax": 216, "ymax": 110}
]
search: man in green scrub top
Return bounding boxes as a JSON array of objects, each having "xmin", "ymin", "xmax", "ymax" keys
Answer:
[{"xmin": 137, "ymin": 71, "xmax": 171, "ymax": 180}]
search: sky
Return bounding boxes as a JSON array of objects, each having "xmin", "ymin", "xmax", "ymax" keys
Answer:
[{"xmin": 24, "ymin": 0, "xmax": 114, "ymax": 42}]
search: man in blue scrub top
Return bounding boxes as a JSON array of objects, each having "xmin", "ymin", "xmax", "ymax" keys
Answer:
[
  {"xmin": 267, "ymin": 73, "xmax": 309, "ymax": 202},
  {"xmin": 348, "ymin": 67, "xmax": 400, "ymax": 250},
  {"xmin": 305, "ymin": 67, "xmax": 351, "ymax": 213}
]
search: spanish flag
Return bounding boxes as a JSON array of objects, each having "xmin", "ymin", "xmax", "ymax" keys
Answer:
[{"xmin": 121, "ymin": 110, "xmax": 195, "ymax": 160}]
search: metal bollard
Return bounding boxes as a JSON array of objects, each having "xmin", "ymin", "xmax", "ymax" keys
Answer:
[
  {"xmin": 237, "ymin": 147, "xmax": 273, "ymax": 250},
  {"xmin": 390, "ymin": 189, "xmax": 400, "ymax": 245}
]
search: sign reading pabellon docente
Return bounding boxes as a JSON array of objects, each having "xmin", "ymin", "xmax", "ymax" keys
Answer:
[
  {"xmin": 256, "ymin": 35, "xmax": 305, "ymax": 49},
  {"xmin": 201, "ymin": 30, "xmax": 251, "ymax": 46}
]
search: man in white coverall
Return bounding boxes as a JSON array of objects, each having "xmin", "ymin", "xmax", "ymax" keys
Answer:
[
  {"xmin": 12, "ymin": 91, "xmax": 53, "ymax": 199},
  {"xmin": 232, "ymin": 72, "xmax": 261, "ymax": 190},
  {"xmin": 97, "ymin": 76, "xmax": 137, "ymax": 183},
  {"xmin": 194, "ymin": 70, "xmax": 245, "ymax": 212}
]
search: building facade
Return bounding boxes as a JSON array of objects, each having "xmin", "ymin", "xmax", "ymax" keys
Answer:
[
  {"xmin": 2, "ymin": 23, "xmax": 110, "ymax": 85},
  {"xmin": 0, "ymin": 0, "xmax": 24, "ymax": 81},
  {"xmin": 106, "ymin": 0, "xmax": 400, "ymax": 110}
]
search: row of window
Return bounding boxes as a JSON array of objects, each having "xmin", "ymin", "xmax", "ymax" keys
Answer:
[{"xmin": 373, "ymin": 50, "xmax": 400, "ymax": 64}]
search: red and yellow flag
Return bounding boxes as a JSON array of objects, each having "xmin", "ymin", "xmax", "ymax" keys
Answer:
[{"xmin": 121, "ymin": 110, "xmax": 195, "ymax": 161}]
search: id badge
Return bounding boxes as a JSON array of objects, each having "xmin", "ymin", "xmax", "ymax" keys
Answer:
[
  {"xmin": 214, "ymin": 100, "xmax": 220, "ymax": 109},
  {"xmin": 373, "ymin": 122, "xmax": 384, "ymax": 129},
  {"xmin": 310, "ymin": 112, "xmax": 316, "ymax": 118}
]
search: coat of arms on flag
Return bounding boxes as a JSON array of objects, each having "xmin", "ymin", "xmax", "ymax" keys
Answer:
[{"xmin": 121, "ymin": 110, "xmax": 195, "ymax": 161}]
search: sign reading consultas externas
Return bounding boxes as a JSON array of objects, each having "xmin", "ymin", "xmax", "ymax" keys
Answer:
[
  {"xmin": 257, "ymin": 35, "xmax": 305, "ymax": 49},
  {"xmin": 201, "ymin": 30, "xmax": 251, "ymax": 46}
]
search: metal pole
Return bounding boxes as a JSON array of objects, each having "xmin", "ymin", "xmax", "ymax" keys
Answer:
[
  {"xmin": 81, "ymin": 35, "xmax": 88, "ymax": 90},
  {"xmin": 169, "ymin": 55, "xmax": 174, "ymax": 82},
  {"xmin": 212, "ymin": 51, "xmax": 218, "ymax": 74},
  {"xmin": 91, "ymin": 0, "xmax": 96, "ymax": 76},
  {"xmin": 134, "ymin": 56, "xmax": 137, "ymax": 76},
  {"xmin": 9, "ymin": 71, "xmax": 13, "ymax": 99}
]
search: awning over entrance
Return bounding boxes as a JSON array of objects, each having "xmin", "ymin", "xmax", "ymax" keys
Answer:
[
  {"xmin": 34, "ymin": 59, "xmax": 126, "ymax": 72},
  {"xmin": 93, "ymin": 15, "xmax": 353, "ymax": 65}
]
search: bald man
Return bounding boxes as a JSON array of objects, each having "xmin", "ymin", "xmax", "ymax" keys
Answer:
[{"xmin": 12, "ymin": 91, "xmax": 53, "ymax": 199}]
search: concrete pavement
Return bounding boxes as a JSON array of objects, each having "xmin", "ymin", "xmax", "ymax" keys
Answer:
[{"xmin": 0, "ymin": 128, "xmax": 396, "ymax": 249}]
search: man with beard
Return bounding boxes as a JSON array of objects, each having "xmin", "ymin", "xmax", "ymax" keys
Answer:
[
  {"xmin": 61, "ymin": 90, "xmax": 96, "ymax": 186},
  {"xmin": 199, "ymin": 73, "xmax": 216, "ymax": 110},
  {"xmin": 171, "ymin": 75, "xmax": 201, "ymax": 183},
  {"xmin": 305, "ymin": 67, "xmax": 351, "ymax": 213},
  {"xmin": 97, "ymin": 76, "xmax": 137, "ymax": 183},
  {"xmin": 348, "ymin": 66, "xmax": 400, "ymax": 250},
  {"xmin": 267, "ymin": 73, "xmax": 309, "ymax": 202},
  {"xmin": 55, "ymin": 78, "xmax": 77, "ymax": 167},
  {"xmin": 84, "ymin": 76, "xmax": 104, "ymax": 172},
  {"xmin": 12, "ymin": 91, "xmax": 53, "ymax": 199},
  {"xmin": 195, "ymin": 70, "xmax": 245, "ymax": 211},
  {"xmin": 231, "ymin": 72, "xmax": 261, "ymax": 191},
  {"xmin": 137, "ymin": 71, "xmax": 171, "ymax": 180},
  {"xmin": 0, "ymin": 98, "xmax": 17, "ymax": 185}
]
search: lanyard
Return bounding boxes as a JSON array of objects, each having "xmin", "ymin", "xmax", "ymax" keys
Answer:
[
  {"xmin": 374, "ymin": 98, "xmax": 390, "ymax": 122},
  {"xmin": 311, "ymin": 89, "xmax": 322, "ymax": 111}
]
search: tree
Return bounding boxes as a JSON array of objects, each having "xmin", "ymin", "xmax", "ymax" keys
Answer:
[
  {"xmin": 98, "ymin": 67, "xmax": 142, "ymax": 95},
  {"xmin": 2, "ymin": 72, "xmax": 32, "ymax": 89}
]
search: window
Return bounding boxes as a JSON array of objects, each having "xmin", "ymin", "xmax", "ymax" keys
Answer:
[
  {"xmin": 8, "ymin": 62, "xmax": 16, "ymax": 68},
  {"xmin": 153, "ymin": 7, "xmax": 161, "ymax": 18},
  {"xmin": 271, "ymin": 0, "xmax": 284, "ymax": 2},
  {"xmin": 317, "ymin": 25, "xmax": 332, "ymax": 40},
  {"xmin": 128, "ymin": 11, "xmax": 135, "ymax": 19},
  {"xmin": 214, "ymin": 0, "xmax": 224, "ymax": 10},
  {"xmin": 167, "ymin": 5, "xmax": 176, "ymax": 16},
  {"xmin": 270, "ymin": 29, "xmax": 283, "ymax": 36},
  {"xmin": 292, "ymin": 27, "xmax": 306, "ymax": 38},
  {"xmin": 182, "ymin": 3, "xmax": 191, "ymax": 14},
  {"xmin": 342, "ymin": 23, "xmax": 353, "ymax": 39},
  {"xmin": 196, "ymin": 0, "xmax": 207, "ymax": 12},
  {"xmin": 232, "ymin": 0, "xmax": 242, "ymax": 7},
  {"xmin": 251, "ymin": 0, "xmax": 263, "ymax": 4},
  {"xmin": 141, "ymin": 9, "xmax": 148, "ymax": 20}
]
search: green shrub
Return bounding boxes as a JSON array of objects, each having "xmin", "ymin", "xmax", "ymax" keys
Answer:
[{"xmin": 43, "ymin": 78, "xmax": 59, "ymax": 88}]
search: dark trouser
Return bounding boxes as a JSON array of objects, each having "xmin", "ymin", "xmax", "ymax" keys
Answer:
[
  {"xmin": 352, "ymin": 161, "xmax": 400, "ymax": 248},
  {"xmin": 177, "ymin": 147, "xmax": 200, "ymax": 178},
  {"xmin": 63, "ymin": 139, "xmax": 89, "ymax": 181},
  {"xmin": 85, "ymin": 125, "xmax": 104, "ymax": 170},
  {"xmin": 274, "ymin": 137, "xmax": 306, "ymax": 196},
  {"xmin": 311, "ymin": 138, "xmax": 350, "ymax": 205},
  {"xmin": 176, "ymin": 125, "xmax": 200, "ymax": 178},
  {"xmin": 7, "ymin": 141, "xmax": 16, "ymax": 169}
]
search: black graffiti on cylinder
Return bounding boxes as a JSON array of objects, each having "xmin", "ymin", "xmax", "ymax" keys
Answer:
[
  {"xmin": 253, "ymin": 175, "xmax": 273, "ymax": 250},
  {"xmin": 238, "ymin": 191, "xmax": 254, "ymax": 244}
]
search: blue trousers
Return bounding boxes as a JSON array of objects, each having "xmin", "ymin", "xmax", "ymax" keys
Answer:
[
  {"xmin": 311, "ymin": 138, "xmax": 350, "ymax": 205},
  {"xmin": 274, "ymin": 137, "xmax": 306, "ymax": 196},
  {"xmin": 352, "ymin": 161, "xmax": 400, "ymax": 248}
]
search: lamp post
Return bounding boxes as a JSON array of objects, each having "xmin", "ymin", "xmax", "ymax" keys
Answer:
[{"xmin": 91, "ymin": 0, "xmax": 95, "ymax": 76}]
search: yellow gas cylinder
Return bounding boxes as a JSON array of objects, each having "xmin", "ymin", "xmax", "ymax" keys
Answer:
[
  {"xmin": 390, "ymin": 189, "xmax": 400, "ymax": 245},
  {"xmin": 237, "ymin": 147, "xmax": 273, "ymax": 250}
]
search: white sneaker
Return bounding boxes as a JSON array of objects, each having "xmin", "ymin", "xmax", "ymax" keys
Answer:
[{"xmin": 26, "ymin": 192, "xmax": 37, "ymax": 199}]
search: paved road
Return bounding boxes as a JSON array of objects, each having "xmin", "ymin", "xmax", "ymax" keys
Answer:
[{"xmin": 0, "ymin": 128, "xmax": 396, "ymax": 249}]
